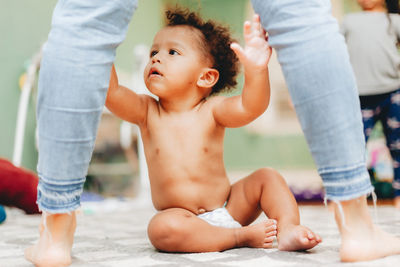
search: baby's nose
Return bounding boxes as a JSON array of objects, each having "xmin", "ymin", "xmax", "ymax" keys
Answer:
[{"xmin": 152, "ymin": 55, "xmax": 161, "ymax": 63}]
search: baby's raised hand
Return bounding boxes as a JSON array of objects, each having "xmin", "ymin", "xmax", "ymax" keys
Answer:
[{"xmin": 230, "ymin": 14, "xmax": 272, "ymax": 70}]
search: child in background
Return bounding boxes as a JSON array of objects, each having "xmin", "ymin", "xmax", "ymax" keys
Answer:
[
  {"xmin": 341, "ymin": 0, "xmax": 400, "ymax": 208},
  {"xmin": 106, "ymin": 8, "xmax": 321, "ymax": 252}
]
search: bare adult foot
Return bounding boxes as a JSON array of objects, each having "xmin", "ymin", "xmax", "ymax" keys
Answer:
[
  {"xmin": 394, "ymin": 196, "xmax": 400, "ymax": 210},
  {"xmin": 277, "ymin": 224, "xmax": 321, "ymax": 251},
  {"xmin": 235, "ymin": 219, "xmax": 277, "ymax": 248},
  {"xmin": 25, "ymin": 212, "xmax": 76, "ymax": 267},
  {"xmin": 334, "ymin": 196, "xmax": 400, "ymax": 262}
]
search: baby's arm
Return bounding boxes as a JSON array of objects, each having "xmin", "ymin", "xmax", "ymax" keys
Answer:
[
  {"xmin": 106, "ymin": 64, "xmax": 151, "ymax": 125},
  {"xmin": 213, "ymin": 15, "xmax": 272, "ymax": 128}
]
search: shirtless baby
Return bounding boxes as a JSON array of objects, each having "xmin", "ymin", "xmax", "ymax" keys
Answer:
[{"xmin": 106, "ymin": 8, "xmax": 321, "ymax": 252}]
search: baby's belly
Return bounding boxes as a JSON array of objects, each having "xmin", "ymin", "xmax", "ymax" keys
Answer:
[{"xmin": 151, "ymin": 178, "xmax": 231, "ymax": 214}]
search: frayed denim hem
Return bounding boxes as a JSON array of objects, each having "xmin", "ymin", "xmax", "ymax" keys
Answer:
[
  {"xmin": 38, "ymin": 202, "xmax": 81, "ymax": 214},
  {"xmin": 324, "ymin": 186, "xmax": 375, "ymax": 202},
  {"xmin": 320, "ymin": 163, "xmax": 374, "ymax": 201},
  {"xmin": 36, "ymin": 175, "xmax": 85, "ymax": 213}
]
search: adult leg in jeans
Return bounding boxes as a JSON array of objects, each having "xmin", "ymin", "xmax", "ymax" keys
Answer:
[
  {"xmin": 25, "ymin": 0, "xmax": 138, "ymax": 266},
  {"xmin": 251, "ymin": 0, "xmax": 400, "ymax": 262}
]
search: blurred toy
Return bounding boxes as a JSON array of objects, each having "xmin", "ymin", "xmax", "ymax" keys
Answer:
[
  {"xmin": 290, "ymin": 186, "xmax": 324, "ymax": 202},
  {"xmin": 0, "ymin": 158, "xmax": 40, "ymax": 214},
  {"xmin": 0, "ymin": 205, "xmax": 6, "ymax": 224}
]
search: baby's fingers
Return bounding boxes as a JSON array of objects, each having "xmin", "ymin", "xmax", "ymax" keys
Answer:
[
  {"xmin": 243, "ymin": 21, "xmax": 252, "ymax": 43},
  {"xmin": 243, "ymin": 14, "xmax": 266, "ymax": 44},
  {"xmin": 252, "ymin": 14, "xmax": 263, "ymax": 38},
  {"xmin": 230, "ymin": 42, "xmax": 245, "ymax": 63}
]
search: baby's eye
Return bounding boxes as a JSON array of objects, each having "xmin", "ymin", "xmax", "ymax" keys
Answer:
[
  {"xmin": 169, "ymin": 49, "xmax": 179, "ymax": 55},
  {"xmin": 150, "ymin": 50, "xmax": 158, "ymax": 57}
]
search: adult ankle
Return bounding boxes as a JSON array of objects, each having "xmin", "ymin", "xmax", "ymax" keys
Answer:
[
  {"xmin": 43, "ymin": 212, "xmax": 77, "ymax": 239},
  {"xmin": 332, "ymin": 196, "xmax": 373, "ymax": 232}
]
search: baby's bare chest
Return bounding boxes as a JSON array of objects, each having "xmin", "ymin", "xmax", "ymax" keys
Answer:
[
  {"xmin": 143, "ymin": 112, "xmax": 223, "ymax": 156},
  {"xmin": 153, "ymin": 120, "xmax": 217, "ymax": 147}
]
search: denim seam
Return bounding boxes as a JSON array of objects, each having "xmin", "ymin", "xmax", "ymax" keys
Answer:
[
  {"xmin": 322, "ymin": 175, "xmax": 369, "ymax": 187},
  {"xmin": 41, "ymin": 105, "xmax": 104, "ymax": 113},
  {"xmin": 318, "ymin": 162, "xmax": 366, "ymax": 174},
  {"xmin": 38, "ymin": 173, "xmax": 86, "ymax": 185},
  {"xmin": 38, "ymin": 134, "xmax": 96, "ymax": 143}
]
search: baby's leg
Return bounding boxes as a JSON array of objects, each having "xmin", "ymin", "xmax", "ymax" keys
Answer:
[
  {"xmin": 226, "ymin": 168, "xmax": 321, "ymax": 251},
  {"xmin": 147, "ymin": 208, "xmax": 276, "ymax": 252}
]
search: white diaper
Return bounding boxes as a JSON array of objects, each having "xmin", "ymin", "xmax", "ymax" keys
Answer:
[{"xmin": 197, "ymin": 207, "xmax": 241, "ymax": 228}]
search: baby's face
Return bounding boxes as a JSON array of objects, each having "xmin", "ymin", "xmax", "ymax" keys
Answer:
[{"xmin": 144, "ymin": 25, "xmax": 210, "ymax": 98}]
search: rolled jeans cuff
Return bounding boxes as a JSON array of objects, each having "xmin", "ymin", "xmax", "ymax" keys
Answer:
[
  {"xmin": 37, "ymin": 174, "xmax": 85, "ymax": 213},
  {"xmin": 320, "ymin": 164, "xmax": 374, "ymax": 201}
]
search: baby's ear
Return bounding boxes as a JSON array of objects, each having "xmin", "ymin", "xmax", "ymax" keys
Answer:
[{"xmin": 197, "ymin": 68, "xmax": 219, "ymax": 89}]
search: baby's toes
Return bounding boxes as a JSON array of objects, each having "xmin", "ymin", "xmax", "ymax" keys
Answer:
[
  {"xmin": 305, "ymin": 230, "xmax": 322, "ymax": 243},
  {"xmin": 314, "ymin": 233, "xmax": 322, "ymax": 242},
  {"xmin": 306, "ymin": 230, "xmax": 315, "ymax": 240},
  {"xmin": 266, "ymin": 229, "xmax": 277, "ymax": 238},
  {"xmin": 265, "ymin": 219, "xmax": 277, "ymax": 227},
  {"xmin": 265, "ymin": 224, "xmax": 277, "ymax": 234},
  {"xmin": 263, "ymin": 237, "xmax": 275, "ymax": 248}
]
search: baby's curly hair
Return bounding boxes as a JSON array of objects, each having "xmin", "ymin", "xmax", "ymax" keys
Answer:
[{"xmin": 165, "ymin": 8, "xmax": 239, "ymax": 95}]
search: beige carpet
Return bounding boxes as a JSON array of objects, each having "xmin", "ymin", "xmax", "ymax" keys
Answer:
[{"xmin": 1, "ymin": 193, "xmax": 400, "ymax": 267}]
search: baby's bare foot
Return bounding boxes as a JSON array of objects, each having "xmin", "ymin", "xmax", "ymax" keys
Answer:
[
  {"xmin": 236, "ymin": 219, "xmax": 277, "ymax": 248},
  {"xmin": 25, "ymin": 212, "xmax": 76, "ymax": 267},
  {"xmin": 394, "ymin": 196, "xmax": 400, "ymax": 210},
  {"xmin": 277, "ymin": 224, "xmax": 321, "ymax": 251}
]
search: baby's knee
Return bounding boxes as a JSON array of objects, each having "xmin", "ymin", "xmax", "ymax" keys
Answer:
[
  {"xmin": 252, "ymin": 168, "xmax": 289, "ymax": 190},
  {"xmin": 147, "ymin": 214, "xmax": 187, "ymax": 251},
  {"xmin": 256, "ymin": 167, "xmax": 284, "ymax": 183}
]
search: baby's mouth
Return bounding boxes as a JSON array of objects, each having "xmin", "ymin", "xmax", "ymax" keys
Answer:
[{"xmin": 149, "ymin": 68, "xmax": 162, "ymax": 77}]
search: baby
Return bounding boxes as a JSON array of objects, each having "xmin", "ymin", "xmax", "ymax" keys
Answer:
[{"xmin": 106, "ymin": 8, "xmax": 321, "ymax": 252}]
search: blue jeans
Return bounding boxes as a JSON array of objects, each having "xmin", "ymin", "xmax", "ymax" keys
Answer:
[
  {"xmin": 251, "ymin": 0, "xmax": 373, "ymax": 200},
  {"xmin": 36, "ymin": 0, "xmax": 138, "ymax": 212}
]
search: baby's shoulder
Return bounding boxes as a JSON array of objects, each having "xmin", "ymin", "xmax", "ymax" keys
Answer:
[
  {"xmin": 204, "ymin": 95, "xmax": 227, "ymax": 107},
  {"xmin": 198, "ymin": 95, "xmax": 227, "ymax": 114},
  {"xmin": 143, "ymin": 95, "xmax": 162, "ymax": 117}
]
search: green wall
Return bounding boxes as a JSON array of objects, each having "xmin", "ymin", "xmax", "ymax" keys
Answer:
[
  {"xmin": 343, "ymin": 0, "xmax": 362, "ymax": 13},
  {"xmin": 0, "ymin": 0, "xmax": 164, "ymax": 171},
  {"xmin": 0, "ymin": 0, "xmax": 57, "ymax": 171}
]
